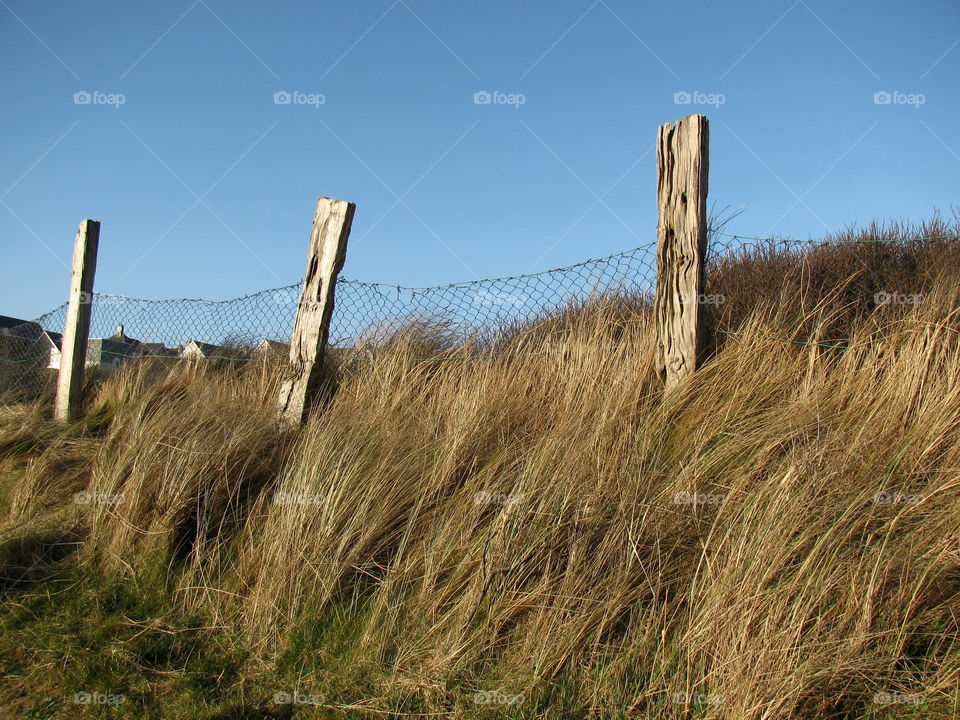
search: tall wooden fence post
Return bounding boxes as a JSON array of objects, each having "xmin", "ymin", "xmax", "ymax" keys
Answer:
[
  {"xmin": 277, "ymin": 197, "xmax": 356, "ymax": 427},
  {"xmin": 654, "ymin": 114, "xmax": 709, "ymax": 391},
  {"xmin": 54, "ymin": 219, "xmax": 101, "ymax": 421}
]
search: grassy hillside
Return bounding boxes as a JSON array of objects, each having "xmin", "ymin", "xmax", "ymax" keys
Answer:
[{"xmin": 1, "ymin": 220, "xmax": 960, "ymax": 719}]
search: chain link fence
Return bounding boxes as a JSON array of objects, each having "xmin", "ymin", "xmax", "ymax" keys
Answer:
[
  {"xmin": 706, "ymin": 230, "xmax": 960, "ymax": 348},
  {"xmin": 4, "ymin": 229, "xmax": 958, "ymax": 403},
  {"xmin": 0, "ymin": 241, "xmax": 660, "ymax": 402}
]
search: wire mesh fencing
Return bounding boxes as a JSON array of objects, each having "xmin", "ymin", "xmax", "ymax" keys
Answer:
[
  {"xmin": 705, "ymin": 230, "xmax": 960, "ymax": 349},
  {"xmin": 0, "ymin": 241, "xmax": 660, "ymax": 402},
  {"xmin": 3, "ymin": 228, "xmax": 958, "ymax": 403}
]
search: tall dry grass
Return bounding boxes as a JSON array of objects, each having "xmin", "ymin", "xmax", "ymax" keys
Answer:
[{"xmin": 3, "ymin": 222, "xmax": 960, "ymax": 718}]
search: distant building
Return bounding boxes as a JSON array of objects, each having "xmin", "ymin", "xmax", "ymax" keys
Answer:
[
  {"xmin": 181, "ymin": 340, "xmax": 225, "ymax": 360},
  {"xmin": 80, "ymin": 324, "xmax": 140, "ymax": 369},
  {"xmin": 0, "ymin": 316, "xmax": 63, "ymax": 369},
  {"xmin": 34, "ymin": 323, "xmax": 152, "ymax": 371},
  {"xmin": 39, "ymin": 330, "xmax": 64, "ymax": 369},
  {"xmin": 2, "ymin": 316, "xmax": 179, "ymax": 377},
  {"xmin": 0, "ymin": 316, "xmax": 48, "ymax": 372},
  {"xmin": 0, "ymin": 315, "xmax": 44, "ymax": 340},
  {"xmin": 254, "ymin": 339, "xmax": 290, "ymax": 357},
  {"xmin": 136, "ymin": 342, "xmax": 178, "ymax": 359}
]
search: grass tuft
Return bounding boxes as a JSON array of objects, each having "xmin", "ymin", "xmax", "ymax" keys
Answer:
[{"xmin": 2, "ymin": 221, "xmax": 960, "ymax": 718}]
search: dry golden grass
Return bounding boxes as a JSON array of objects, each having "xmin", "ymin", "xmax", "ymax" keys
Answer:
[{"xmin": 2, "ymin": 224, "xmax": 960, "ymax": 718}]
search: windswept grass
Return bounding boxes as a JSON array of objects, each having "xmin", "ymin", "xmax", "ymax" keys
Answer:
[{"xmin": 1, "ymin": 222, "xmax": 960, "ymax": 718}]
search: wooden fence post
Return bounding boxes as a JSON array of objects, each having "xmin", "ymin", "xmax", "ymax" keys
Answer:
[
  {"xmin": 54, "ymin": 219, "xmax": 101, "ymax": 421},
  {"xmin": 654, "ymin": 114, "xmax": 709, "ymax": 391},
  {"xmin": 277, "ymin": 197, "xmax": 356, "ymax": 427}
]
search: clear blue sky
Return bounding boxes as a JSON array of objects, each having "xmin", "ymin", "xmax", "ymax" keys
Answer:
[{"xmin": 2, "ymin": 0, "xmax": 958, "ymax": 320}]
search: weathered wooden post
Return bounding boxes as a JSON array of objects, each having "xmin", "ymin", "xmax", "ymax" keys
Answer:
[
  {"xmin": 54, "ymin": 219, "xmax": 101, "ymax": 421},
  {"xmin": 277, "ymin": 197, "xmax": 356, "ymax": 427},
  {"xmin": 654, "ymin": 114, "xmax": 709, "ymax": 391}
]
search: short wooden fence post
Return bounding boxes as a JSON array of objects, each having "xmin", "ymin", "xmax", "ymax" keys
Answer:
[{"xmin": 54, "ymin": 219, "xmax": 101, "ymax": 421}]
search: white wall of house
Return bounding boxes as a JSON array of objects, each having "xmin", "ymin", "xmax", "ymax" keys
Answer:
[
  {"xmin": 181, "ymin": 342, "xmax": 204, "ymax": 360},
  {"xmin": 47, "ymin": 345, "xmax": 128, "ymax": 370}
]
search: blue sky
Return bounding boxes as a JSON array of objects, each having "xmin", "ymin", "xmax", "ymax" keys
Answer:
[{"xmin": 2, "ymin": 0, "xmax": 958, "ymax": 320}]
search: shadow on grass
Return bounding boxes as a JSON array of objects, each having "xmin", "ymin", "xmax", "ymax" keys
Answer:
[{"xmin": 0, "ymin": 527, "xmax": 84, "ymax": 598}]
